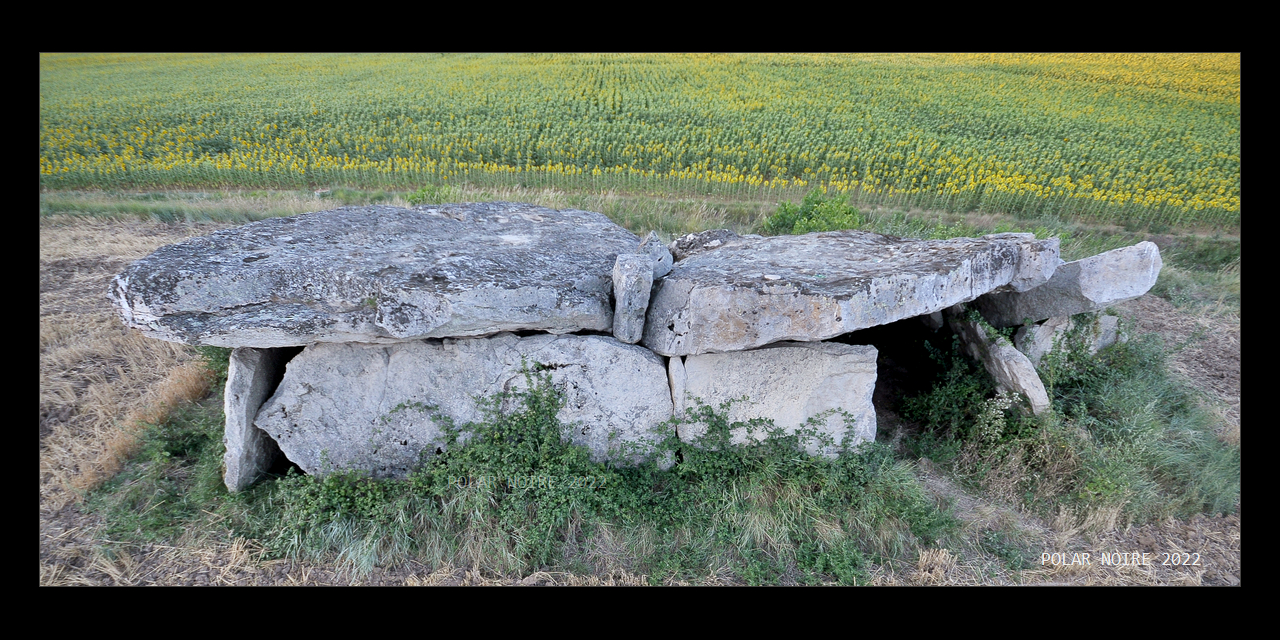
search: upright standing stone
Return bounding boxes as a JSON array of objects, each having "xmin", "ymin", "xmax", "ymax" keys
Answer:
[
  {"xmin": 254, "ymin": 333, "xmax": 673, "ymax": 478},
  {"xmin": 612, "ymin": 254, "xmax": 655, "ymax": 344},
  {"xmin": 223, "ymin": 347, "xmax": 289, "ymax": 491},
  {"xmin": 920, "ymin": 311, "xmax": 945, "ymax": 331},
  {"xmin": 668, "ymin": 355, "xmax": 687, "ymax": 417},
  {"xmin": 946, "ymin": 305, "xmax": 1051, "ymax": 415},
  {"xmin": 678, "ymin": 341, "xmax": 878, "ymax": 456}
]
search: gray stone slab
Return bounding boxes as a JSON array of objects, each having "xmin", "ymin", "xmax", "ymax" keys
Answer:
[
  {"xmin": 640, "ymin": 231, "xmax": 673, "ymax": 279},
  {"xmin": 668, "ymin": 354, "xmax": 687, "ymax": 417},
  {"xmin": 678, "ymin": 341, "xmax": 878, "ymax": 456},
  {"xmin": 254, "ymin": 333, "xmax": 673, "ymax": 477},
  {"xmin": 612, "ymin": 254, "xmax": 654, "ymax": 344},
  {"xmin": 223, "ymin": 347, "xmax": 288, "ymax": 492},
  {"xmin": 974, "ymin": 241, "xmax": 1162, "ymax": 328},
  {"xmin": 642, "ymin": 230, "xmax": 1059, "ymax": 356},
  {"xmin": 110, "ymin": 203, "xmax": 642, "ymax": 347},
  {"xmin": 1014, "ymin": 313, "xmax": 1127, "ymax": 366},
  {"xmin": 946, "ymin": 305, "xmax": 1051, "ymax": 415}
]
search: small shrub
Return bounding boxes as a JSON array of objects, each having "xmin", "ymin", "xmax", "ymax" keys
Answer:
[
  {"xmin": 761, "ymin": 191, "xmax": 862, "ymax": 235},
  {"xmin": 196, "ymin": 346, "xmax": 232, "ymax": 388},
  {"xmin": 900, "ymin": 336, "xmax": 996, "ymax": 441},
  {"xmin": 406, "ymin": 184, "xmax": 458, "ymax": 206}
]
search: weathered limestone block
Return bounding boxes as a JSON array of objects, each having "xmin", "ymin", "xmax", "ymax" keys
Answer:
[
  {"xmin": 920, "ymin": 311, "xmax": 945, "ymax": 331},
  {"xmin": 254, "ymin": 333, "xmax": 673, "ymax": 478},
  {"xmin": 668, "ymin": 229, "xmax": 742, "ymax": 262},
  {"xmin": 1014, "ymin": 313, "xmax": 1127, "ymax": 366},
  {"xmin": 643, "ymin": 230, "xmax": 1059, "ymax": 356},
  {"xmin": 982, "ymin": 233, "xmax": 1062, "ymax": 293},
  {"xmin": 223, "ymin": 347, "xmax": 289, "ymax": 492},
  {"xmin": 640, "ymin": 231, "xmax": 674, "ymax": 279},
  {"xmin": 110, "ymin": 203, "xmax": 642, "ymax": 347},
  {"xmin": 974, "ymin": 242, "xmax": 1162, "ymax": 328},
  {"xmin": 677, "ymin": 342, "xmax": 878, "ymax": 456},
  {"xmin": 668, "ymin": 354, "xmax": 687, "ymax": 417},
  {"xmin": 612, "ymin": 254, "xmax": 655, "ymax": 344},
  {"xmin": 945, "ymin": 305, "xmax": 1051, "ymax": 415}
]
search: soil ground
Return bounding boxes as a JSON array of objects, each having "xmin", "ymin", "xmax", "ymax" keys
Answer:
[{"xmin": 38, "ymin": 215, "xmax": 1241, "ymax": 586}]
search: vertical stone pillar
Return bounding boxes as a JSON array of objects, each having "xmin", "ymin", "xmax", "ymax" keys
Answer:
[
  {"xmin": 223, "ymin": 347, "xmax": 289, "ymax": 492},
  {"xmin": 613, "ymin": 254, "xmax": 655, "ymax": 344}
]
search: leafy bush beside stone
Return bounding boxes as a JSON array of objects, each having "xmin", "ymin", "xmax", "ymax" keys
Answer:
[{"xmin": 761, "ymin": 191, "xmax": 863, "ymax": 235}]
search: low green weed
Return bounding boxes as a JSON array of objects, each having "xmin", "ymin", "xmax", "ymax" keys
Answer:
[
  {"xmin": 196, "ymin": 346, "xmax": 232, "ymax": 388},
  {"xmin": 405, "ymin": 184, "xmax": 460, "ymax": 205},
  {"xmin": 88, "ymin": 396, "xmax": 228, "ymax": 543}
]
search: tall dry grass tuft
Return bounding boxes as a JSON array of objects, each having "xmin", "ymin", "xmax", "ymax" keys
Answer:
[
  {"xmin": 78, "ymin": 362, "xmax": 212, "ymax": 493},
  {"xmin": 43, "ymin": 361, "xmax": 212, "ymax": 506},
  {"xmin": 1050, "ymin": 503, "xmax": 1125, "ymax": 545},
  {"xmin": 914, "ymin": 547, "xmax": 959, "ymax": 585},
  {"xmin": 40, "ymin": 216, "xmax": 230, "ymax": 510}
]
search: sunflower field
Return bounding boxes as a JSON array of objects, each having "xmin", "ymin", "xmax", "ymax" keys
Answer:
[{"xmin": 39, "ymin": 53, "xmax": 1240, "ymax": 228}]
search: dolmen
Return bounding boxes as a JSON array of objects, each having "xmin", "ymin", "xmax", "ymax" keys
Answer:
[{"xmin": 109, "ymin": 203, "xmax": 1162, "ymax": 491}]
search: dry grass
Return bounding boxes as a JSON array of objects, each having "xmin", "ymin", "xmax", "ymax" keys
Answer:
[
  {"xmin": 901, "ymin": 459, "xmax": 1240, "ymax": 586},
  {"xmin": 45, "ymin": 361, "xmax": 213, "ymax": 502},
  {"xmin": 41, "ymin": 191, "xmax": 333, "ymax": 223},
  {"xmin": 1049, "ymin": 504, "xmax": 1125, "ymax": 545},
  {"xmin": 39, "ymin": 216, "xmax": 234, "ymax": 509}
]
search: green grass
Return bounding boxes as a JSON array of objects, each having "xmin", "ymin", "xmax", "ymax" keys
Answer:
[
  {"xmin": 90, "ymin": 358, "xmax": 956, "ymax": 583},
  {"xmin": 899, "ymin": 317, "xmax": 1240, "ymax": 525},
  {"xmin": 89, "ymin": 396, "xmax": 228, "ymax": 544}
]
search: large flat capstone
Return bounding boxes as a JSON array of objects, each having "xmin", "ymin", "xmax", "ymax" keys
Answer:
[
  {"xmin": 974, "ymin": 241, "xmax": 1162, "ymax": 328},
  {"xmin": 110, "ymin": 203, "xmax": 642, "ymax": 347},
  {"xmin": 642, "ymin": 230, "xmax": 1059, "ymax": 356},
  {"xmin": 254, "ymin": 333, "xmax": 673, "ymax": 478},
  {"xmin": 675, "ymin": 341, "xmax": 878, "ymax": 455}
]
